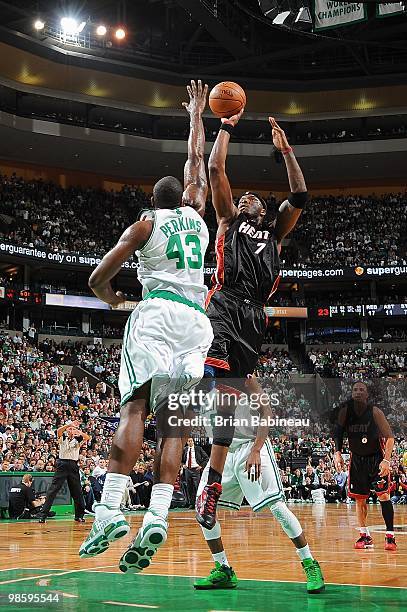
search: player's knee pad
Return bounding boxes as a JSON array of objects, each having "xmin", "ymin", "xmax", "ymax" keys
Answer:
[
  {"xmin": 201, "ymin": 520, "xmax": 221, "ymax": 540},
  {"xmin": 269, "ymin": 500, "xmax": 302, "ymax": 540}
]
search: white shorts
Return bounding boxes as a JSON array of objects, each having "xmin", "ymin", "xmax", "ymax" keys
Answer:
[
  {"xmin": 197, "ymin": 438, "xmax": 285, "ymax": 512},
  {"xmin": 118, "ymin": 297, "xmax": 213, "ymax": 410}
]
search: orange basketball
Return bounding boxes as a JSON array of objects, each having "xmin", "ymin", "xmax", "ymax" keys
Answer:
[{"xmin": 209, "ymin": 81, "xmax": 246, "ymax": 118}]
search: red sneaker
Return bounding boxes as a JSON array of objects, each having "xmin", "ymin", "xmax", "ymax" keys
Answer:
[
  {"xmin": 354, "ymin": 535, "xmax": 374, "ymax": 549},
  {"xmin": 195, "ymin": 482, "xmax": 222, "ymax": 530},
  {"xmin": 384, "ymin": 535, "xmax": 397, "ymax": 551}
]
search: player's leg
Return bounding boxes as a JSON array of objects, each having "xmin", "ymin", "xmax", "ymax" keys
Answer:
[
  {"xmin": 241, "ymin": 440, "xmax": 324, "ymax": 594},
  {"xmin": 378, "ymin": 493, "xmax": 397, "ymax": 550},
  {"xmin": 349, "ymin": 453, "xmax": 374, "ymax": 549},
  {"xmin": 371, "ymin": 454, "xmax": 396, "ymax": 551},
  {"xmin": 268, "ymin": 500, "xmax": 324, "ymax": 594},
  {"xmin": 119, "ymin": 427, "xmax": 185, "ymax": 573},
  {"xmin": 79, "ymin": 389, "xmax": 149, "ymax": 558},
  {"xmin": 196, "ymin": 303, "xmax": 260, "ymax": 529},
  {"xmin": 354, "ymin": 498, "xmax": 373, "ymax": 548},
  {"xmin": 194, "ymin": 459, "xmax": 240, "ymax": 589}
]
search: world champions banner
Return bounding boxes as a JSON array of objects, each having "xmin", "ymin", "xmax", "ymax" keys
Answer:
[{"xmin": 313, "ymin": 1, "xmax": 367, "ymax": 31}]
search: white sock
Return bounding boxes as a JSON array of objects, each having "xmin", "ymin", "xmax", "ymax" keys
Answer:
[
  {"xmin": 143, "ymin": 483, "xmax": 173, "ymax": 525},
  {"xmin": 213, "ymin": 551, "xmax": 230, "ymax": 567},
  {"xmin": 360, "ymin": 527, "xmax": 370, "ymax": 536},
  {"xmin": 296, "ymin": 544, "xmax": 313, "ymax": 561},
  {"xmin": 386, "ymin": 531, "xmax": 394, "ymax": 537},
  {"xmin": 98, "ymin": 473, "xmax": 128, "ymax": 513}
]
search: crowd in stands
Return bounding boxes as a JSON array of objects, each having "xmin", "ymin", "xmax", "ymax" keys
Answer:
[
  {"xmin": 309, "ymin": 347, "xmax": 407, "ymax": 378},
  {"xmin": 256, "ymin": 348, "xmax": 295, "ymax": 378},
  {"xmin": 291, "ymin": 193, "xmax": 407, "ymax": 267},
  {"xmin": 0, "ymin": 174, "xmax": 149, "ymax": 256},
  {"xmin": 274, "ymin": 437, "xmax": 407, "ymax": 504},
  {"xmin": 1, "ymin": 174, "xmax": 406, "ymax": 268}
]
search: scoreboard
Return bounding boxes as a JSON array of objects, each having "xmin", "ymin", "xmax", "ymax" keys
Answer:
[
  {"xmin": 4, "ymin": 288, "xmax": 42, "ymax": 305},
  {"xmin": 312, "ymin": 304, "xmax": 407, "ymax": 318}
]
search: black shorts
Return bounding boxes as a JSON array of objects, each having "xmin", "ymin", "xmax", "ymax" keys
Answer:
[
  {"xmin": 348, "ymin": 452, "xmax": 390, "ymax": 499},
  {"xmin": 205, "ymin": 288, "xmax": 266, "ymax": 378}
]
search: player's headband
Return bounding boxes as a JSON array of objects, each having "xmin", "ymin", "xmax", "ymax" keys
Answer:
[{"xmin": 242, "ymin": 191, "xmax": 267, "ymax": 211}]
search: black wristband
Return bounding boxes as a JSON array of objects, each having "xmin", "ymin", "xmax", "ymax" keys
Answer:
[
  {"xmin": 219, "ymin": 123, "xmax": 234, "ymax": 135},
  {"xmin": 288, "ymin": 191, "xmax": 308, "ymax": 209}
]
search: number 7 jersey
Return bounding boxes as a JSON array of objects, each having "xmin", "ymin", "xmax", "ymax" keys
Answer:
[
  {"xmin": 136, "ymin": 206, "xmax": 209, "ymax": 309},
  {"xmin": 213, "ymin": 212, "xmax": 280, "ymax": 304}
]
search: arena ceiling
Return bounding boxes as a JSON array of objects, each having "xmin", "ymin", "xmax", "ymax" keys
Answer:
[{"xmin": 0, "ymin": 0, "xmax": 407, "ymax": 88}]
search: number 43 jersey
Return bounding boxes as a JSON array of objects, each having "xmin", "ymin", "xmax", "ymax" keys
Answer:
[
  {"xmin": 214, "ymin": 213, "xmax": 280, "ymax": 304},
  {"xmin": 136, "ymin": 206, "xmax": 209, "ymax": 309}
]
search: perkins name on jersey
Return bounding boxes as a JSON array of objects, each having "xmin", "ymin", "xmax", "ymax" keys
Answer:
[{"xmin": 160, "ymin": 216, "xmax": 203, "ymax": 238}]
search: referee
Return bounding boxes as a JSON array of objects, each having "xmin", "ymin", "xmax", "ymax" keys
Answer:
[{"xmin": 38, "ymin": 420, "xmax": 90, "ymax": 523}]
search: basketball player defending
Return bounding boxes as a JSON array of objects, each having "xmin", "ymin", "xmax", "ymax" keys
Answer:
[
  {"xmin": 334, "ymin": 381, "xmax": 397, "ymax": 551},
  {"xmin": 79, "ymin": 80, "xmax": 214, "ymax": 572},
  {"xmin": 195, "ymin": 113, "xmax": 307, "ymax": 528},
  {"xmin": 194, "ymin": 375, "xmax": 325, "ymax": 593}
]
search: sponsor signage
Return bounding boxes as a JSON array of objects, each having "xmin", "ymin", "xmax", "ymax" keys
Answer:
[
  {"xmin": 265, "ymin": 306, "xmax": 308, "ymax": 318},
  {"xmin": 1, "ymin": 241, "xmax": 407, "ymax": 282}
]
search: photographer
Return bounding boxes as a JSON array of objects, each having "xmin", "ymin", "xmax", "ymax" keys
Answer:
[{"xmin": 8, "ymin": 474, "xmax": 55, "ymax": 519}]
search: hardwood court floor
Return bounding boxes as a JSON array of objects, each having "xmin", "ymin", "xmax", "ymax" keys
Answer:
[{"xmin": 0, "ymin": 504, "xmax": 405, "ymax": 611}]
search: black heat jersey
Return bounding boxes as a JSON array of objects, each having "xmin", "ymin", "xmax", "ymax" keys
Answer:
[
  {"xmin": 212, "ymin": 213, "xmax": 280, "ymax": 304},
  {"xmin": 342, "ymin": 401, "xmax": 384, "ymax": 456},
  {"xmin": 339, "ymin": 401, "xmax": 391, "ymax": 499},
  {"xmin": 205, "ymin": 214, "xmax": 280, "ymax": 377}
]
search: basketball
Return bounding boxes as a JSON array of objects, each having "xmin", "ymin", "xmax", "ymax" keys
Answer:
[{"xmin": 209, "ymin": 81, "xmax": 246, "ymax": 118}]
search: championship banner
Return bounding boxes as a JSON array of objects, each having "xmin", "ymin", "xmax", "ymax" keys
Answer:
[
  {"xmin": 313, "ymin": 1, "xmax": 367, "ymax": 30},
  {"xmin": 377, "ymin": 2, "xmax": 404, "ymax": 17}
]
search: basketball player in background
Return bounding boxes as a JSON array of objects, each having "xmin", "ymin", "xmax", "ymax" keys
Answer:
[
  {"xmin": 195, "ymin": 375, "xmax": 324, "ymax": 594},
  {"xmin": 196, "ymin": 113, "xmax": 308, "ymax": 529},
  {"xmin": 79, "ymin": 80, "xmax": 214, "ymax": 572},
  {"xmin": 333, "ymin": 381, "xmax": 397, "ymax": 551}
]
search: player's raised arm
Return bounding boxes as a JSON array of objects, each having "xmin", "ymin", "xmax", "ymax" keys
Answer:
[
  {"xmin": 208, "ymin": 109, "xmax": 243, "ymax": 227},
  {"xmin": 270, "ymin": 118, "xmax": 308, "ymax": 245},
  {"xmin": 88, "ymin": 220, "xmax": 152, "ymax": 306},
  {"xmin": 182, "ymin": 79, "xmax": 209, "ymax": 219}
]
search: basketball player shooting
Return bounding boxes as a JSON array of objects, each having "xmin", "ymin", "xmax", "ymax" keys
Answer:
[
  {"xmin": 79, "ymin": 80, "xmax": 214, "ymax": 572},
  {"xmin": 195, "ymin": 111, "xmax": 308, "ymax": 529},
  {"xmin": 333, "ymin": 381, "xmax": 397, "ymax": 551}
]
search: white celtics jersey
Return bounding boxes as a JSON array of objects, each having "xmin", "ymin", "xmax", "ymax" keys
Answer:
[{"xmin": 136, "ymin": 206, "xmax": 209, "ymax": 308}]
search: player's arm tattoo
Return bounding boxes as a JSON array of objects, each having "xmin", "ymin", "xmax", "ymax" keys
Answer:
[
  {"xmin": 208, "ymin": 130, "xmax": 238, "ymax": 226},
  {"xmin": 88, "ymin": 220, "xmax": 152, "ymax": 306}
]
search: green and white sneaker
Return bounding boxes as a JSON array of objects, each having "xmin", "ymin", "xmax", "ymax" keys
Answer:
[
  {"xmin": 119, "ymin": 514, "xmax": 168, "ymax": 573},
  {"xmin": 79, "ymin": 504, "xmax": 130, "ymax": 558},
  {"xmin": 194, "ymin": 562, "xmax": 238, "ymax": 590},
  {"xmin": 302, "ymin": 558, "xmax": 325, "ymax": 594}
]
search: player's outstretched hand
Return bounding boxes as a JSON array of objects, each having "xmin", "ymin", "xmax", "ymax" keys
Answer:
[
  {"xmin": 269, "ymin": 117, "xmax": 290, "ymax": 152},
  {"xmin": 182, "ymin": 79, "xmax": 208, "ymax": 116},
  {"xmin": 221, "ymin": 107, "xmax": 244, "ymax": 128}
]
